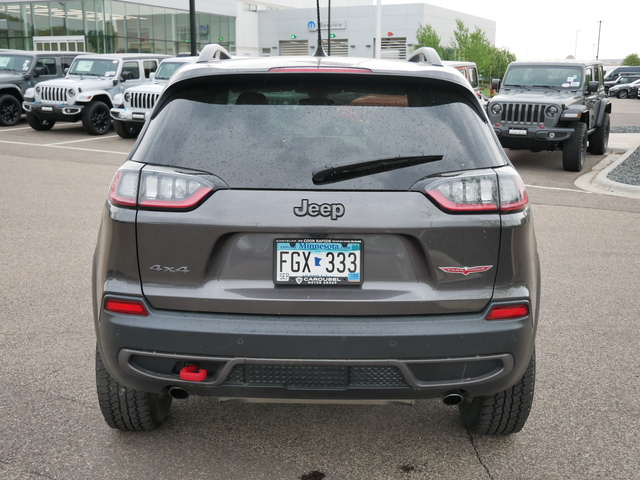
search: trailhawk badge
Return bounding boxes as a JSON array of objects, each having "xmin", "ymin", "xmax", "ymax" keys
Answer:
[{"xmin": 439, "ymin": 266, "xmax": 493, "ymax": 275}]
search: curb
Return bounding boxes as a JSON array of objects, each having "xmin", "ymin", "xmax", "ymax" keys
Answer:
[{"xmin": 575, "ymin": 134, "xmax": 640, "ymax": 199}]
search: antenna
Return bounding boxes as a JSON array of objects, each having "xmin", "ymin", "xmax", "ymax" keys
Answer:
[{"xmin": 313, "ymin": 0, "xmax": 327, "ymax": 57}]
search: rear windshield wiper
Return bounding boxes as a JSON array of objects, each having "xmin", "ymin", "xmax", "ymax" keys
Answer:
[{"xmin": 312, "ymin": 155, "xmax": 443, "ymax": 185}]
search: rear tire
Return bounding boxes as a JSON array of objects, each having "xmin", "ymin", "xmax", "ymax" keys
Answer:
[
  {"xmin": 113, "ymin": 119, "xmax": 142, "ymax": 138},
  {"xmin": 459, "ymin": 349, "xmax": 535, "ymax": 435},
  {"xmin": 589, "ymin": 112, "xmax": 610, "ymax": 155},
  {"xmin": 95, "ymin": 346, "xmax": 172, "ymax": 431},
  {"xmin": 0, "ymin": 94, "xmax": 22, "ymax": 126},
  {"xmin": 562, "ymin": 122, "xmax": 587, "ymax": 172},
  {"xmin": 82, "ymin": 101, "xmax": 111, "ymax": 135}
]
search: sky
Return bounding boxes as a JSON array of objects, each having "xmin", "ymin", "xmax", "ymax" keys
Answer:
[{"xmin": 378, "ymin": 0, "xmax": 636, "ymax": 62}]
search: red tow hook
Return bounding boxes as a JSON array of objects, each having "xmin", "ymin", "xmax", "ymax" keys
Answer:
[{"xmin": 179, "ymin": 364, "xmax": 207, "ymax": 382}]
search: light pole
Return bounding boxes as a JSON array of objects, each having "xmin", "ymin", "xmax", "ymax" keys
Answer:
[
  {"xmin": 596, "ymin": 21, "xmax": 603, "ymax": 60},
  {"xmin": 574, "ymin": 30, "xmax": 581, "ymax": 59},
  {"xmin": 189, "ymin": 0, "xmax": 197, "ymax": 55}
]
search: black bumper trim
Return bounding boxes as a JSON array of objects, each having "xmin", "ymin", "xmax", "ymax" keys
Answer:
[{"xmin": 118, "ymin": 349, "xmax": 514, "ymax": 390}]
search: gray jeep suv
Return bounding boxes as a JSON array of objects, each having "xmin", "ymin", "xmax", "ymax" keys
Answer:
[
  {"xmin": 93, "ymin": 45, "xmax": 540, "ymax": 434},
  {"xmin": 488, "ymin": 60, "xmax": 611, "ymax": 172},
  {"xmin": 0, "ymin": 50, "xmax": 82, "ymax": 126}
]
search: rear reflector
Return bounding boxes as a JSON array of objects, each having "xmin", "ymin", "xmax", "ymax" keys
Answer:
[
  {"xmin": 486, "ymin": 304, "xmax": 529, "ymax": 320},
  {"xmin": 104, "ymin": 299, "xmax": 148, "ymax": 316}
]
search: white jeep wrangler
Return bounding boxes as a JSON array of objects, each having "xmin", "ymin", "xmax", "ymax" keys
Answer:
[
  {"xmin": 110, "ymin": 56, "xmax": 197, "ymax": 138},
  {"xmin": 23, "ymin": 53, "xmax": 170, "ymax": 135}
]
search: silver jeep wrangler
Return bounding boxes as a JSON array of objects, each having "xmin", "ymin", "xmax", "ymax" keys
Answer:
[
  {"xmin": 110, "ymin": 56, "xmax": 197, "ymax": 138},
  {"xmin": 23, "ymin": 53, "xmax": 169, "ymax": 135}
]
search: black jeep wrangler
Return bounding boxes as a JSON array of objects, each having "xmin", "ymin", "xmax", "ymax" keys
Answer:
[{"xmin": 487, "ymin": 60, "xmax": 611, "ymax": 172}]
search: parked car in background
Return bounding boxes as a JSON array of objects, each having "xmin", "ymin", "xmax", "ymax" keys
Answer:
[
  {"xmin": 93, "ymin": 44, "xmax": 540, "ymax": 435},
  {"xmin": 23, "ymin": 53, "xmax": 170, "ymax": 134},
  {"xmin": 110, "ymin": 56, "xmax": 197, "ymax": 138},
  {"xmin": 603, "ymin": 65, "xmax": 640, "ymax": 83},
  {"xmin": 443, "ymin": 60, "xmax": 484, "ymax": 102},
  {"xmin": 604, "ymin": 74, "xmax": 640, "ymax": 95},
  {"xmin": 608, "ymin": 77, "xmax": 640, "ymax": 98},
  {"xmin": 0, "ymin": 50, "xmax": 84, "ymax": 126}
]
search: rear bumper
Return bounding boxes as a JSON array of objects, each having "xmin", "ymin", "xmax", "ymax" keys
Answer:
[{"xmin": 96, "ymin": 297, "xmax": 536, "ymax": 401}]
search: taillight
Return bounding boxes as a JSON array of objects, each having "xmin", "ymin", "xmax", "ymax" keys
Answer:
[
  {"xmin": 108, "ymin": 166, "xmax": 214, "ymax": 210},
  {"xmin": 486, "ymin": 304, "xmax": 529, "ymax": 320},
  {"xmin": 268, "ymin": 67, "xmax": 372, "ymax": 74},
  {"xmin": 108, "ymin": 170, "xmax": 139, "ymax": 207},
  {"xmin": 104, "ymin": 299, "xmax": 148, "ymax": 316},
  {"xmin": 424, "ymin": 167, "xmax": 528, "ymax": 213}
]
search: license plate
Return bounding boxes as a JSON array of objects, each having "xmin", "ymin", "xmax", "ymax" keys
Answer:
[
  {"xmin": 42, "ymin": 106, "xmax": 53, "ymax": 112},
  {"xmin": 132, "ymin": 113, "xmax": 145, "ymax": 120},
  {"xmin": 508, "ymin": 128, "xmax": 527, "ymax": 136},
  {"xmin": 274, "ymin": 239, "xmax": 363, "ymax": 285}
]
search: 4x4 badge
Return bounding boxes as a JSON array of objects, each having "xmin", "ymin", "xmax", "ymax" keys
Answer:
[{"xmin": 439, "ymin": 266, "xmax": 493, "ymax": 275}]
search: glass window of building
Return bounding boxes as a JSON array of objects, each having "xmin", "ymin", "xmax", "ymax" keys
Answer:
[
  {"xmin": 33, "ymin": 3, "xmax": 51, "ymax": 36},
  {"xmin": 0, "ymin": 0, "xmax": 234, "ymax": 54}
]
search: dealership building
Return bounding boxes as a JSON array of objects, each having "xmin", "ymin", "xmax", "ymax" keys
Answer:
[{"xmin": 0, "ymin": 0, "xmax": 495, "ymax": 58}]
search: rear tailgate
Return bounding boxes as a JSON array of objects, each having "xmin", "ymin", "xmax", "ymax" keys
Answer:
[{"xmin": 137, "ymin": 189, "xmax": 500, "ymax": 316}]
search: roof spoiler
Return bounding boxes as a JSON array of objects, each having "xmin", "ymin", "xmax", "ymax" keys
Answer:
[
  {"xmin": 197, "ymin": 44, "xmax": 233, "ymax": 63},
  {"xmin": 407, "ymin": 47, "xmax": 443, "ymax": 67}
]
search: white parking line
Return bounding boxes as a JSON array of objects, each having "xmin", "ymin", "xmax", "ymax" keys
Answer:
[
  {"xmin": 0, "ymin": 126, "xmax": 38, "ymax": 132},
  {"xmin": 45, "ymin": 134, "xmax": 120, "ymax": 146},
  {"xmin": 525, "ymin": 184, "xmax": 591, "ymax": 194},
  {"xmin": 0, "ymin": 139, "xmax": 129, "ymax": 155},
  {"xmin": 0, "ymin": 124, "xmax": 79, "ymax": 133}
]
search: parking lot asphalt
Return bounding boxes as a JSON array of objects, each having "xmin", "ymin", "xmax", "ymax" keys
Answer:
[{"xmin": 1, "ymin": 104, "xmax": 640, "ymax": 480}]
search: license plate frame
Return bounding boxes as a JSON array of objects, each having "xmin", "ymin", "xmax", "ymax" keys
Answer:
[{"xmin": 274, "ymin": 239, "xmax": 363, "ymax": 286}]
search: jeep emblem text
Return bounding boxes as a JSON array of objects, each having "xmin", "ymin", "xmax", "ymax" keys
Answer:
[{"xmin": 293, "ymin": 199, "xmax": 345, "ymax": 220}]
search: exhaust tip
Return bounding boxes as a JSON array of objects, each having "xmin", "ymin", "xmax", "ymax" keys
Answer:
[
  {"xmin": 442, "ymin": 392, "xmax": 464, "ymax": 406},
  {"xmin": 168, "ymin": 387, "xmax": 189, "ymax": 399}
]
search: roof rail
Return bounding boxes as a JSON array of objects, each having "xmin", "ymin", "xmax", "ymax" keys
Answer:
[
  {"xmin": 407, "ymin": 47, "xmax": 443, "ymax": 67},
  {"xmin": 197, "ymin": 44, "xmax": 233, "ymax": 63}
]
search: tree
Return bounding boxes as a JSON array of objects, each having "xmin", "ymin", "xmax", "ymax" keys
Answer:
[
  {"xmin": 447, "ymin": 19, "xmax": 516, "ymax": 80},
  {"xmin": 489, "ymin": 47, "xmax": 516, "ymax": 80},
  {"xmin": 412, "ymin": 20, "xmax": 516, "ymax": 80},
  {"xmin": 413, "ymin": 23, "xmax": 445, "ymax": 59},
  {"xmin": 622, "ymin": 53, "xmax": 640, "ymax": 66}
]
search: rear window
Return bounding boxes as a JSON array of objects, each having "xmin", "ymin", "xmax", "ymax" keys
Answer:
[{"xmin": 132, "ymin": 73, "xmax": 506, "ymax": 190}]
